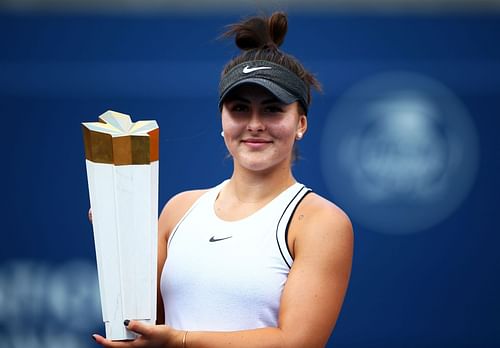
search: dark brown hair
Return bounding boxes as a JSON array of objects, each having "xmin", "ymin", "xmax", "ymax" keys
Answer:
[{"xmin": 221, "ymin": 12, "xmax": 322, "ymax": 114}]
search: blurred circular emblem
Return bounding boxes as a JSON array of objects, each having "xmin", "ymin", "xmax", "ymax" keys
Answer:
[{"xmin": 321, "ymin": 71, "xmax": 479, "ymax": 234}]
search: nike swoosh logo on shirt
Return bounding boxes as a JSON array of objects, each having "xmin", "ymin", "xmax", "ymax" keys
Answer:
[
  {"xmin": 242, "ymin": 66, "xmax": 272, "ymax": 74},
  {"xmin": 209, "ymin": 236, "xmax": 233, "ymax": 242}
]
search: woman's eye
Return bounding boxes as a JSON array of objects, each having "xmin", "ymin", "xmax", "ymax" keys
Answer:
[
  {"xmin": 265, "ymin": 105, "xmax": 284, "ymax": 113},
  {"xmin": 231, "ymin": 104, "xmax": 249, "ymax": 112}
]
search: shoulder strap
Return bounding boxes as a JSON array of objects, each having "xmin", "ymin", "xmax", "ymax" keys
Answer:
[{"xmin": 275, "ymin": 185, "xmax": 312, "ymax": 268}]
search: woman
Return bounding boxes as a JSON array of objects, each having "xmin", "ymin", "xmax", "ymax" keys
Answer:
[{"xmin": 93, "ymin": 11, "xmax": 353, "ymax": 348}]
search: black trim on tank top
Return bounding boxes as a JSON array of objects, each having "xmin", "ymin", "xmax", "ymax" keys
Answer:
[
  {"xmin": 275, "ymin": 186, "xmax": 311, "ymax": 269},
  {"xmin": 284, "ymin": 190, "xmax": 312, "ymax": 263}
]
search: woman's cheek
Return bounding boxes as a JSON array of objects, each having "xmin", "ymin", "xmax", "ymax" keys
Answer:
[
  {"xmin": 269, "ymin": 123, "xmax": 297, "ymax": 141},
  {"xmin": 223, "ymin": 122, "xmax": 242, "ymax": 142}
]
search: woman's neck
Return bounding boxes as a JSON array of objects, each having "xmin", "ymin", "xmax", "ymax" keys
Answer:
[
  {"xmin": 214, "ymin": 161, "xmax": 296, "ymax": 221},
  {"xmin": 227, "ymin": 163, "xmax": 296, "ymax": 204}
]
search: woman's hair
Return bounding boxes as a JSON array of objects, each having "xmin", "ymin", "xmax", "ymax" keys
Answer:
[{"xmin": 220, "ymin": 12, "xmax": 322, "ymax": 114}]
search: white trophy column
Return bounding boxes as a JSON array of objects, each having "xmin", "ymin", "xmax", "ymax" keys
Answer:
[{"xmin": 86, "ymin": 160, "xmax": 158, "ymax": 340}]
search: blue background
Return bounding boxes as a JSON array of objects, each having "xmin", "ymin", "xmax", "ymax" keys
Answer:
[{"xmin": 1, "ymin": 11, "xmax": 499, "ymax": 347}]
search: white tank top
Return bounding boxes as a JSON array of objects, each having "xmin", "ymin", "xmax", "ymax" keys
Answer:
[{"xmin": 160, "ymin": 180, "xmax": 311, "ymax": 331}]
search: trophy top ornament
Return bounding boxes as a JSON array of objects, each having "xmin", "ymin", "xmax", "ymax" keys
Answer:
[{"xmin": 82, "ymin": 110, "xmax": 159, "ymax": 165}]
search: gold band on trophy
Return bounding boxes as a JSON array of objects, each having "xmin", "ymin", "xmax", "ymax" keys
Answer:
[{"xmin": 82, "ymin": 110, "xmax": 159, "ymax": 165}]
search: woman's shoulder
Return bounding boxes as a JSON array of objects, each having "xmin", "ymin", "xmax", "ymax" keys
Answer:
[
  {"xmin": 290, "ymin": 191, "xmax": 353, "ymax": 256},
  {"xmin": 300, "ymin": 192, "xmax": 351, "ymax": 227},
  {"xmin": 166, "ymin": 189, "xmax": 209, "ymax": 210},
  {"xmin": 158, "ymin": 188, "xmax": 210, "ymax": 239}
]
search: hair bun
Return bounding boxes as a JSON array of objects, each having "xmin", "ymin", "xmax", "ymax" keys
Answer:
[
  {"xmin": 224, "ymin": 12, "xmax": 288, "ymax": 51},
  {"xmin": 268, "ymin": 12, "xmax": 287, "ymax": 48}
]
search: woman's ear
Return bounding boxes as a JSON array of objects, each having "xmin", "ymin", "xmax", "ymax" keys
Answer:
[{"xmin": 297, "ymin": 114, "xmax": 308, "ymax": 139}]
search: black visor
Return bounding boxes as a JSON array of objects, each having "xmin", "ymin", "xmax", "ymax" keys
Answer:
[{"xmin": 218, "ymin": 60, "xmax": 309, "ymax": 114}]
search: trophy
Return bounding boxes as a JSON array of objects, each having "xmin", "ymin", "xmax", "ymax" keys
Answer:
[{"xmin": 82, "ymin": 110, "xmax": 159, "ymax": 340}]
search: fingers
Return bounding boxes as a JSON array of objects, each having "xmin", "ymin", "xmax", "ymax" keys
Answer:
[
  {"xmin": 125, "ymin": 319, "xmax": 152, "ymax": 336},
  {"xmin": 92, "ymin": 334, "xmax": 132, "ymax": 347},
  {"xmin": 92, "ymin": 321, "xmax": 154, "ymax": 347},
  {"xmin": 88, "ymin": 208, "xmax": 93, "ymax": 223}
]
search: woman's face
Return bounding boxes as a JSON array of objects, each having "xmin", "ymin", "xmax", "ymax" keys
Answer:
[{"xmin": 221, "ymin": 84, "xmax": 307, "ymax": 173}]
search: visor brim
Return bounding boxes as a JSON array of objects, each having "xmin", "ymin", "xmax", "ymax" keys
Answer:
[{"xmin": 218, "ymin": 78, "xmax": 298, "ymax": 110}]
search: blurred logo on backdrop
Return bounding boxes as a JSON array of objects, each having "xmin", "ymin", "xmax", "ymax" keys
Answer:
[
  {"xmin": 0, "ymin": 260, "xmax": 101, "ymax": 348},
  {"xmin": 321, "ymin": 71, "xmax": 479, "ymax": 234}
]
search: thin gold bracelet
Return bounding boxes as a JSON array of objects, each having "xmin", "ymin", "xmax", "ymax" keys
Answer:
[{"xmin": 182, "ymin": 330, "xmax": 188, "ymax": 348}]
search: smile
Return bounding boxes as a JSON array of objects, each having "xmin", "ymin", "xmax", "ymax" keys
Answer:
[{"xmin": 241, "ymin": 138, "xmax": 273, "ymax": 149}]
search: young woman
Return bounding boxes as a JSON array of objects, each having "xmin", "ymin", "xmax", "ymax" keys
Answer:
[{"xmin": 93, "ymin": 11, "xmax": 353, "ymax": 348}]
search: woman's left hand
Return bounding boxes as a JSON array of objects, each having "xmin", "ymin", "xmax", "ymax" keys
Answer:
[{"xmin": 92, "ymin": 320, "xmax": 184, "ymax": 348}]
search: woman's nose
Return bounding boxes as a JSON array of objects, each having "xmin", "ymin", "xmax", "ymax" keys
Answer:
[{"xmin": 247, "ymin": 112, "xmax": 265, "ymax": 132}]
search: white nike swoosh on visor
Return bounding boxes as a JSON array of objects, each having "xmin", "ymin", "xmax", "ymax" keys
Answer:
[{"xmin": 242, "ymin": 66, "xmax": 272, "ymax": 73}]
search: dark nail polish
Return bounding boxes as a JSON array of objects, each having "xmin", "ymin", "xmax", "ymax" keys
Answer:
[
  {"xmin": 124, "ymin": 319, "xmax": 130, "ymax": 327},
  {"xmin": 92, "ymin": 335, "xmax": 96, "ymax": 341}
]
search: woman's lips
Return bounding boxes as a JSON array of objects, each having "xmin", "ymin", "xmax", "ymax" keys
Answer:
[{"xmin": 241, "ymin": 138, "xmax": 272, "ymax": 149}]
